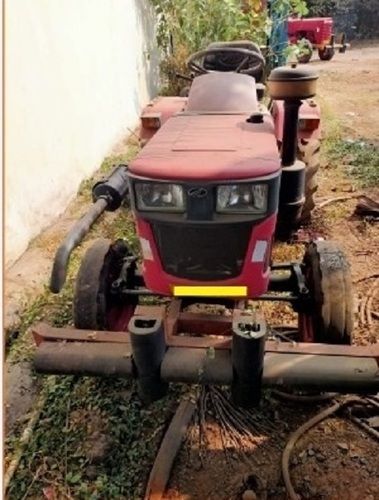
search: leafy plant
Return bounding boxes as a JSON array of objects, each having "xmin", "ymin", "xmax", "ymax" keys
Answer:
[
  {"xmin": 150, "ymin": 0, "xmax": 308, "ymax": 94},
  {"xmin": 284, "ymin": 36, "xmax": 312, "ymax": 62}
]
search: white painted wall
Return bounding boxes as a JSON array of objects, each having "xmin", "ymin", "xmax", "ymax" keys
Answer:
[{"xmin": 5, "ymin": 0, "xmax": 158, "ymax": 267}]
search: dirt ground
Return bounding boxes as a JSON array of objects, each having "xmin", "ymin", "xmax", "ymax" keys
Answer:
[{"xmin": 163, "ymin": 46, "xmax": 379, "ymax": 500}]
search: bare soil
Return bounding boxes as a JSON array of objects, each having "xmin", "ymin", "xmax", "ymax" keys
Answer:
[{"xmin": 164, "ymin": 46, "xmax": 379, "ymax": 500}]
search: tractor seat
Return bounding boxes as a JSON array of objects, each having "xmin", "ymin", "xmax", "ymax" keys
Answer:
[
  {"xmin": 204, "ymin": 40, "xmax": 264, "ymax": 82},
  {"xmin": 186, "ymin": 72, "xmax": 259, "ymax": 113}
]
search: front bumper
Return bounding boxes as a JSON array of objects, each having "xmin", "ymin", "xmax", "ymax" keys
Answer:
[{"xmin": 32, "ymin": 316, "xmax": 379, "ymax": 395}]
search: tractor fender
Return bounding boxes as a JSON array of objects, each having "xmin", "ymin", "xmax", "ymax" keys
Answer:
[
  {"xmin": 271, "ymin": 99, "xmax": 321, "ymax": 143},
  {"xmin": 139, "ymin": 96, "xmax": 187, "ymax": 145}
]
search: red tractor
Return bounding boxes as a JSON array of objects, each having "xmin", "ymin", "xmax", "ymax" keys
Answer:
[
  {"xmin": 33, "ymin": 44, "xmax": 378, "ymax": 407},
  {"xmin": 288, "ymin": 17, "xmax": 349, "ymax": 63}
]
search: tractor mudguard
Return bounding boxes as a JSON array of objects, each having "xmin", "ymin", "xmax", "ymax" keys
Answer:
[
  {"xmin": 139, "ymin": 96, "xmax": 188, "ymax": 145},
  {"xmin": 271, "ymin": 99, "xmax": 321, "ymax": 143}
]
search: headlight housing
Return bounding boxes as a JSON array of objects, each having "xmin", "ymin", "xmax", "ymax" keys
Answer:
[
  {"xmin": 135, "ymin": 182, "xmax": 185, "ymax": 212},
  {"xmin": 217, "ymin": 184, "xmax": 268, "ymax": 214}
]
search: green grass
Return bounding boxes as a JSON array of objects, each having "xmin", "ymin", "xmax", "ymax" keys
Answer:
[
  {"xmin": 6, "ymin": 202, "xmax": 183, "ymax": 498},
  {"xmin": 7, "ymin": 376, "xmax": 185, "ymax": 499},
  {"xmin": 317, "ymin": 97, "xmax": 378, "ymax": 188},
  {"xmin": 324, "ymin": 138, "xmax": 379, "ymax": 188}
]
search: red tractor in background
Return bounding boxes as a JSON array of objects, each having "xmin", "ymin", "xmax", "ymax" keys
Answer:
[{"xmin": 288, "ymin": 17, "xmax": 349, "ymax": 63}]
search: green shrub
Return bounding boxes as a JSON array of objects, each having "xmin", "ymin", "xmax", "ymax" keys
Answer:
[{"xmin": 150, "ymin": 0, "xmax": 308, "ymax": 94}]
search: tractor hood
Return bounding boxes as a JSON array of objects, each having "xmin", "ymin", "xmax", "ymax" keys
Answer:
[{"xmin": 129, "ymin": 113, "xmax": 281, "ymax": 181}]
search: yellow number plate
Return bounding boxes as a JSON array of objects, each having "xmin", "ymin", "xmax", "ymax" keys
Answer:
[{"xmin": 173, "ymin": 286, "xmax": 247, "ymax": 297}]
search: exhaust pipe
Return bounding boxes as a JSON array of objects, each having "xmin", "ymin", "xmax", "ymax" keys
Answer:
[
  {"xmin": 267, "ymin": 68, "xmax": 319, "ymax": 228},
  {"xmin": 281, "ymin": 99, "xmax": 302, "ymax": 167},
  {"xmin": 267, "ymin": 67, "xmax": 318, "ymax": 166},
  {"xmin": 50, "ymin": 165, "xmax": 129, "ymax": 293}
]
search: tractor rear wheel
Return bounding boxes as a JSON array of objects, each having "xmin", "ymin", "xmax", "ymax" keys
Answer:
[
  {"xmin": 297, "ymin": 138, "xmax": 320, "ymax": 224},
  {"xmin": 73, "ymin": 238, "xmax": 137, "ymax": 330},
  {"xmin": 318, "ymin": 47, "xmax": 334, "ymax": 61},
  {"xmin": 300, "ymin": 240, "xmax": 353, "ymax": 344},
  {"xmin": 297, "ymin": 39, "xmax": 313, "ymax": 64}
]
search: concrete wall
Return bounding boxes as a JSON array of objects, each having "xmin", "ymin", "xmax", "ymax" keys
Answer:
[{"xmin": 5, "ymin": 0, "xmax": 158, "ymax": 267}]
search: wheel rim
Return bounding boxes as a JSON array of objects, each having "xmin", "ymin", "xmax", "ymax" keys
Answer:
[{"xmin": 100, "ymin": 240, "xmax": 137, "ymax": 331}]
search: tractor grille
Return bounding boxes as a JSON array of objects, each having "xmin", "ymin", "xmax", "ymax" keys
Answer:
[{"xmin": 152, "ymin": 222, "xmax": 252, "ymax": 281}]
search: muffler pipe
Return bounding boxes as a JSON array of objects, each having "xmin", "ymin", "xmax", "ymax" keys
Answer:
[
  {"xmin": 267, "ymin": 66, "xmax": 319, "ymax": 167},
  {"xmin": 281, "ymin": 99, "xmax": 302, "ymax": 166},
  {"xmin": 50, "ymin": 165, "xmax": 129, "ymax": 293}
]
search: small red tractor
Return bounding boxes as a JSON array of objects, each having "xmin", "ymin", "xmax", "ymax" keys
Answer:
[
  {"xmin": 32, "ymin": 43, "xmax": 378, "ymax": 407},
  {"xmin": 288, "ymin": 17, "xmax": 349, "ymax": 63}
]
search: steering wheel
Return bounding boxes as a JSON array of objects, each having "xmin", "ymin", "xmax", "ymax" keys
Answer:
[{"xmin": 187, "ymin": 47, "xmax": 265, "ymax": 76}]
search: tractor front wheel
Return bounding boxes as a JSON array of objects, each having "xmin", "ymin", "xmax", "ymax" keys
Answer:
[
  {"xmin": 73, "ymin": 238, "xmax": 137, "ymax": 331},
  {"xmin": 318, "ymin": 47, "xmax": 335, "ymax": 61},
  {"xmin": 300, "ymin": 240, "xmax": 353, "ymax": 344}
]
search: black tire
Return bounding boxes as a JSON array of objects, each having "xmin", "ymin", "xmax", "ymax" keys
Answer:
[
  {"xmin": 297, "ymin": 138, "xmax": 320, "ymax": 224},
  {"xmin": 73, "ymin": 238, "xmax": 131, "ymax": 330},
  {"xmin": 297, "ymin": 39, "xmax": 313, "ymax": 64},
  {"xmin": 302, "ymin": 240, "xmax": 353, "ymax": 344},
  {"xmin": 318, "ymin": 47, "xmax": 334, "ymax": 61}
]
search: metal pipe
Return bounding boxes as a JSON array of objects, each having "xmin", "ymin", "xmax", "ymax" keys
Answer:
[
  {"xmin": 251, "ymin": 294, "xmax": 297, "ymax": 302},
  {"xmin": 34, "ymin": 343, "xmax": 379, "ymax": 393},
  {"xmin": 162, "ymin": 351, "xmax": 379, "ymax": 393},
  {"xmin": 263, "ymin": 353, "xmax": 379, "ymax": 392},
  {"xmin": 281, "ymin": 99, "xmax": 302, "ymax": 167},
  {"xmin": 34, "ymin": 341, "xmax": 133, "ymax": 376},
  {"xmin": 122, "ymin": 288, "xmax": 157, "ymax": 296},
  {"xmin": 50, "ymin": 197, "xmax": 108, "ymax": 293}
]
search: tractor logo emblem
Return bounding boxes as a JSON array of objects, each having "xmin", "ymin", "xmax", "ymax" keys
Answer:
[{"xmin": 187, "ymin": 187, "xmax": 208, "ymax": 198}]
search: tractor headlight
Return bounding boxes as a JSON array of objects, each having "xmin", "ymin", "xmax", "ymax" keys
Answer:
[
  {"xmin": 135, "ymin": 182, "xmax": 185, "ymax": 212},
  {"xmin": 217, "ymin": 184, "xmax": 268, "ymax": 214}
]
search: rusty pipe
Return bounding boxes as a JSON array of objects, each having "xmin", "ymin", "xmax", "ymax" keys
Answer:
[
  {"xmin": 34, "ymin": 341, "xmax": 133, "ymax": 376},
  {"xmin": 34, "ymin": 343, "xmax": 379, "ymax": 393}
]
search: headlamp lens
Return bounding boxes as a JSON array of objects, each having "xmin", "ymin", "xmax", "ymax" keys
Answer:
[
  {"xmin": 217, "ymin": 184, "xmax": 268, "ymax": 213},
  {"xmin": 135, "ymin": 182, "xmax": 184, "ymax": 211}
]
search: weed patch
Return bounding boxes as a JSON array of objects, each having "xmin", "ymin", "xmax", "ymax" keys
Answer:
[
  {"xmin": 7, "ymin": 376, "xmax": 184, "ymax": 499},
  {"xmin": 325, "ymin": 138, "xmax": 379, "ymax": 187}
]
